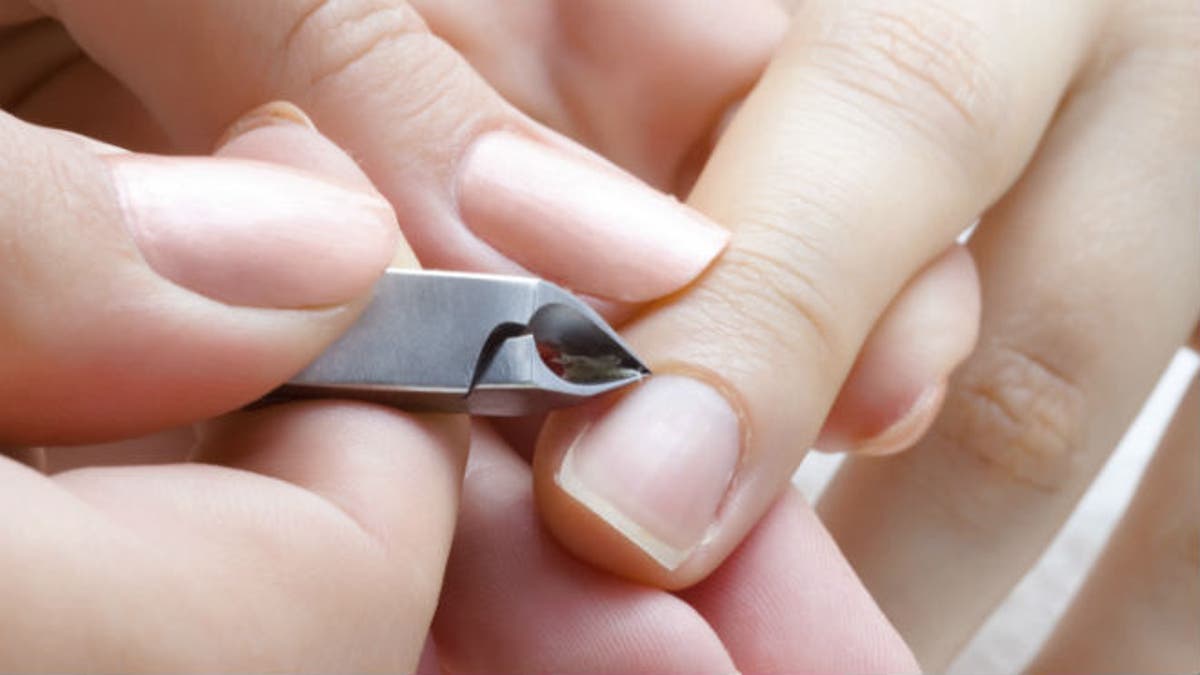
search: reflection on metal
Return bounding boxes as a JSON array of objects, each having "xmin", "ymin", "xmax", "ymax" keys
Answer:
[{"xmin": 266, "ymin": 269, "xmax": 648, "ymax": 416}]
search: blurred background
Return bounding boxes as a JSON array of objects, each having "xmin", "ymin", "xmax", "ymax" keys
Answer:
[{"xmin": 794, "ymin": 347, "xmax": 1199, "ymax": 673}]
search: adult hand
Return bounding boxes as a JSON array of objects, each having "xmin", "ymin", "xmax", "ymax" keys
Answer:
[
  {"xmin": 5, "ymin": 0, "xmax": 797, "ymax": 470},
  {"xmin": 308, "ymin": 7, "xmax": 917, "ymax": 670},
  {"xmin": 0, "ymin": 1, "xmax": 781, "ymax": 669},
  {"xmin": 3, "ymin": 0, "xmax": 769, "ymax": 460},
  {"xmin": 820, "ymin": 338, "xmax": 1199, "ymax": 674},
  {"xmin": 426, "ymin": 421, "xmax": 918, "ymax": 673},
  {"xmin": 421, "ymin": 362, "xmax": 1195, "ymax": 673},
  {"xmin": 532, "ymin": 0, "xmax": 1199, "ymax": 611},
  {"xmin": 0, "ymin": 97, "xmax": 472, "ymax": 671},
  {"xmin": 2, "ymin": 0, "xmax": 772, "ymax": 309}
]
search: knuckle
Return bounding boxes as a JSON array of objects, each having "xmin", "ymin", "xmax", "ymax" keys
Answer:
[
  {"xmin": 280, "ymin": 0, "xmax": 464, "ymax": 103},
  {"xmin": 937, "ymin": 341, "xmax": 1088, "ymax": 492},
  {"xmin": 809, "ymin": 4, "xmax": 1005, "ymax": 172},
  {"xmin": 706, "ymin": 223, "xmax": 846, "ymax": 367}
]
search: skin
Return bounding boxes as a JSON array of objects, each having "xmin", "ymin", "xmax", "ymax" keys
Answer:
[
  {"xmin": 0, "ymin": 1, "xmax": 916, "ymax": 672},
  {"xmin": 559, "ymin": 1, "xmax": 1191, "ymax": 672},
  {"xmin": 0, "ymin": 0, "xmax": 969, "ymax": 452},
  {"xmin": 1, "ymin": 1, "xmax": 1196, "ymax": 673},
  {"xmin": 530, "ymin": 0, "xmax": 1196, "ymax": 597}
]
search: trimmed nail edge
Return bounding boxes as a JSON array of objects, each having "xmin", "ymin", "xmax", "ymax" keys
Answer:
[
  {"xmin": 214, "ymin": 101, "xmax": 316, "ymax": 151},
  {"xmin": 557, "ymin": 432, "xmax": 697, "ymax": 571},
  {"xmin": 553, "ymin": 366, "xmax": 747, "ymax": 571}
]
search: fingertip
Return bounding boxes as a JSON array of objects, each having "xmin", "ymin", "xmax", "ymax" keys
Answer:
[
  {"xmin": 821, "ymin": 381, "xmax": 948, "ymax": 457},
  {"xmin": 197, "ymin": 401, "xmax": 468, "ymax": 554},
  {"xmin": 533, "ymin": 401, "xmax": 675, "ymax": 588},
  {"xmin": 214, "ymin": 100, "xmax": 416, "ymax": 268},
  {"xmin": 816, "ymin": 246, "xmax": 979, "ymax": 455},
  {"xmin": 0, "ymin": 113, "xmax": 400, "ymax": 445},
  {"xmin": 214, "ymin": 101, "xmax": 377, "ymax": 195},
  {"xmin": 439, "ymin": 421, "xmax": 736, "ymax": 673},
  {"xmin": 681, "ymin": 489, "xmax": 920, "ymax": 674},
  {"xmin": 533, "ymin": 390, "xmax": 732, "ymax": 590}
]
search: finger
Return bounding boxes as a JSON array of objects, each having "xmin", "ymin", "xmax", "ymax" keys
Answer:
[
  {"xmin": 1027, "ymin": 371, "xmax": 1199, "ymax": 674},
  {"xmin": 535, "ymin": 0, "xmax": 1111, "ymax": 587},
  {"xmin": 431, "ymin": 422, "xmax": 736, "ymax": 673},
  {"xmin": 212, "ymin": 101, "xmax": 394, "ymax": 219},
  {"xmin": 194, "ymin": 402, "xmax": 468, "ymax": 667},
  {"xmin": 412, "ymin": 0, "xmax": 787, "ymax": 192},
  {"xmin": 816, "ymin": 245, "xmax": 980, "ymax": 456},
  {"xmin": 40, "ymin": 0, "xmax": 729, "ymax": 309},
  {"xmin": 11, "ymin": 401, "xmax": 466, "ymax": 671},
  {"xmin": 212, "ymin": 102, "xmax": 417, "ymax": 266},
  {"xmin": 501, "ymin": 246, "xmax": 979, "ymax": 463},
  {"xmin": 0, "ymin": 103, "xmax": 399, "ymax": 446},
  {"xmin": 818, "ymin": 9, "xmax": 1200, "ymax": 666},
  {"xmin": 679, "ymin": 489, "xmax": 918, "ymax": 673},
  {"xmin": 37, "ymin": 100, "xmax": 391, "ymax": 465}
]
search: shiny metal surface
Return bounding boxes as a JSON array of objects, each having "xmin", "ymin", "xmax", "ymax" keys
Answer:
[{"xmin": 268, "ymin": 269, "xmax": 648, "ymax": 416}]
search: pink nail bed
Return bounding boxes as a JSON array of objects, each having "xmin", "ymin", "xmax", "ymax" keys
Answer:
[
  {"xmin": 457, "ymin": 131, "xmax": 729, "ymax": 303},
  {"xmin": 108, "ymin": 155, "xmax": 397, "ymax": 308},
  {"xmin": 556, "ymin": 375, "xmax": 742, "ymax": 569}
]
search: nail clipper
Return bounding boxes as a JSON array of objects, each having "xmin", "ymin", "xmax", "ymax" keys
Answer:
[{"xmin": 263, "ymin": 269, "xmax": 649, "ymax": 416}]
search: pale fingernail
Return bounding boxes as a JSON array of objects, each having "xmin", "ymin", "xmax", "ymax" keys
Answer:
[
  {"xmin": 556, "ymin": 375, "xmax": 742, "ymax": 569},
  {"xmin": 458, "ymin": 131, "xmax": 730, "ymax": 302},
  {"xmin": 214, "ymin": 101, "xmax": 317, "ymax": 150},
  {"xmin": 818, "ymin": 383, "xmax": 946, "ymax": 456},
  {"xmin": 107, "ymin": 153, "xmax": 398, "ymax": 308},
  {"xmin": 856, "ymin": 383, "xmax": 945, "ymax": 456}
]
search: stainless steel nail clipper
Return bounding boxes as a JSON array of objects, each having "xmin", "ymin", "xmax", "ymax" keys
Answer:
[{"xmin": 264, "ymin": 269, "xmax": 649, "ymax": 416}]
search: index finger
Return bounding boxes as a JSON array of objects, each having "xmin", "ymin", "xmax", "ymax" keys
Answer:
[
  {"xmin": 534, "ymin": 0, "xmax": 1113, "ymax": 587},
  {"xmin": 35, "ymin": 0, "xmax": 730, "ymax": 308}
]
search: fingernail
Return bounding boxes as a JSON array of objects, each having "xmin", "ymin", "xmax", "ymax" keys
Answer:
[
  {"xmin": 856, "ymin": 383, "xmax": 945, "ymax": 456},
  {"xmin": 214, "ymin": 101, "xmax": 316, "ymax": 150},
  {"xmin": 458, "ymin": 131, "xmax": 730, "ymax": 302},
  {"xmin": 107, "ymin": 154, "xmax": 398, "ymax": 308},
  {"xmin": 819, "ymin": 383, "xmax": 946, "ymax": 456},
  {"xmin": 556, "ymin": 375, "xmax": 742, "ymax": 569}
]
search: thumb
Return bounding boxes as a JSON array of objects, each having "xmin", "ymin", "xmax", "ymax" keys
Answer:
[{"xmin": 0, "ymin": 102, "xmax": 400, "ymax": 446}]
